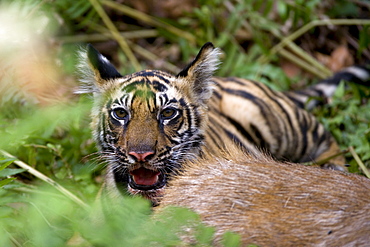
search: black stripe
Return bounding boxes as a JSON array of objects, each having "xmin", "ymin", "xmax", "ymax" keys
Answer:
[
  {"xmin": 158, "ymin": 95, "xmax": 164, "ymax": 106},
  {"xmin": 179, "ymin": 98, "xmax": 194, "ymax": 132},
  {"xmin": 250, "ymin": 81, "xmax": 295, "ymax": 128},
  {"xmin": 213, "ymin": 90, "xmax": 222, "ymax": 99},
  {"xmin": 248, "ymin": 82, "xmax": 296, "ymax": 149},
  {"xmin": 329, "ymin": 70, "xmax": 369, "ymax": 86},
  {"xmin": 285, "ymin": 94, "xmax": 305, "ymax": 109},
  {"xmin": 223, "ymin": 77, "xmax": 247, "ymax": 86},
  {"xmin": 206, "ymin": 119, "xmax": 226, "ymax": 150},
  {"xmin": 285, "ymin": 90, "xmax": 323, "ymax": 109},
  {"xmin": 156, "ymin": 146, "xmax": 172, "ymax": 160},
  {"xmin": 216, "ymin": 87, "xmax": 282, "ymax": 150},
  {"xmin": 152, "ymin": 80, "xmax": 168, "ymax": 92},
  {"xmin": 208, "ymin": 127, "xmax": 223, "ymax": 149},
  {"xmin": 154, "ymin": 73, "xmax": 171, "ymax": 85},
  {"xmin": 297, "ymin": 110, "xmax": 309, "ymax": 161},
  {"xmin": 123, "ymin": 95, "xmax": 130, "ymax": 106},
  {"xmin": 223, "ymin": 88, "xmax": 268, "ymax": 114},
  {"xmin": 310, "ymin": 88, "xmax": 325, "ymax": 97},
  {"xmin": 225, "ymin": 115, "xmax": 259, "ymax": 147},
  {"xmin": 291, "ymin": 90, "xmax": 315, "ymax": 97},
  {"xmin": 318, "ymin": 129, "xmax": 330, "ymax": 146},
  {"xmin": 250, "ymin": 123, "xmax": 269, "ymax": 151},
  {"xmin": 162, "ymin": 94, "xmax": 169, "ymax": 104},
  {"xmin": 311, "ymin": 120, "xmax": 320, "ymax": 143},
  {"xmin": 223, "ymin": 128, "xmax": 248, "ymax": 152}
]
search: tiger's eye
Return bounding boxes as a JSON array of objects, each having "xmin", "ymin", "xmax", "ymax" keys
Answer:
[
  {"xmin": 161, "ymin": 108, "xmax": 176, "ymax": 119},
  {"xmin": 112, "ymin": 108, "xmax": 128, "ymax": 120}
]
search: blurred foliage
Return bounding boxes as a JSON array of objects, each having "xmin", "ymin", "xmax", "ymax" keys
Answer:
[
  {"xmin": 0, "ymin": 0, "xmax": 369, "ymax": 246},
  {"xmin": 313, "ymin": 82, "xmax": 370, "ymax": 173}
]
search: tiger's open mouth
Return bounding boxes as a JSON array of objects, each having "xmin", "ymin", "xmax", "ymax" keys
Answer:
[{"xmin": 128, "ymin": 167, "xmax": 166, "ymax": 191}]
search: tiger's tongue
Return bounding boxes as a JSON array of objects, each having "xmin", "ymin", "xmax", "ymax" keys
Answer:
[{"xmin": 130, "ymin": 167, "xmax": 160, "ymax": 186}]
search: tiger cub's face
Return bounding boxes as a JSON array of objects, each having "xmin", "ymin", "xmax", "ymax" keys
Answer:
[{"xmin": 79, "ymin": 43, "xmax": 220, "ymax": 201}]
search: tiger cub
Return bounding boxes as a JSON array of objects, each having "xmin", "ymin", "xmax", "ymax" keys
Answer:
[{"xmin": 77, "ymin": 42, "xmax": 369, "ymax": 204}]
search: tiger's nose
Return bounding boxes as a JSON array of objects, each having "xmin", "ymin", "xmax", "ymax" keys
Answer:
[{"xmin": 128, "ymin": 151, "xmax": 155, "ymax": 162}]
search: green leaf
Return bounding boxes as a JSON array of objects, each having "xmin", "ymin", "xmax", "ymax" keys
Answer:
[
  {"xmin": 358, "ymin": 25, "xmax": 370, "ymax": 56},
  {"xmin": 0, "ymin": 158, "xmax": 16, "ymax": 172},
  {"xmin": 222, "ymin": 231, "xmax": 242, "ymax": 247},
  {"xmin": 195, "ymin": 223, "xmax": 215, "ymax": 245},
  {"xmin": 0, "ymin": 168, "xmax": 26, "ymax": 177},
  {"xmin": 0, "ymin": 178, "xmax": 16, "ymax": 188},
  {"xmin": 333, "ymin": 81, "xmax": 346, "ymax": 98}
]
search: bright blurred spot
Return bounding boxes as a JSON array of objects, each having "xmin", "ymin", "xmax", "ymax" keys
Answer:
[{"xmin": 0, "ymin": 2, "xmax": 72, "ymax": 107}]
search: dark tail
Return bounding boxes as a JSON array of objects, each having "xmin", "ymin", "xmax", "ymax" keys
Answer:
[{"xmin": 285, "ymin": 64, "xmax": 370, "ymax": 110}]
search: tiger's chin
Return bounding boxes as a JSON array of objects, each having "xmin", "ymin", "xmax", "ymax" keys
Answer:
[{"xmin": 127, "ymin": 167, "xmax": 167, "ymax": 206}]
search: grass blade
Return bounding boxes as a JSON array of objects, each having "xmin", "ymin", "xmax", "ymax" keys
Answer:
[
  {"xmin": 0, "ymin": 150, "xmax": 89, "ymax": 210},
  {"xmin": 349, "ymin": 146, "xmax": 370, "ymax": 179},
  {"xmin": 88, "ymin": 0, "xmax": 141, "ymax": 70}
]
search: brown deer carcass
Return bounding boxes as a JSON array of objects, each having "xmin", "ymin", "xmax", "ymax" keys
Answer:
[{"xmin": 158, "ymin": 149, "xmax": 370, "ymax": 246}]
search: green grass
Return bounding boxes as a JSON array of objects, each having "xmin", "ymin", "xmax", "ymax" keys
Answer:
[{"xmin": 0, "ymin": 0, "xmax": 369, "ymax": 246}]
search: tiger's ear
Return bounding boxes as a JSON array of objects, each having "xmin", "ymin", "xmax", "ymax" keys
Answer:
[
  {"xmin": 177, "ymin": 42, "xmax": 221, "ymax": 103},
  {"xmin": 76, "ymin": 44, "xmax": 122, "ymax": 94}
]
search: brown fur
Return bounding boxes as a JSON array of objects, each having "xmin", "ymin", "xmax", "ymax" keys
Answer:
[{"xmin": 157, "ymin": 148, "xmax": 370, "ymax": 246}]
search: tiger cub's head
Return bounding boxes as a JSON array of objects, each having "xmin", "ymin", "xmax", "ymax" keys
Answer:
[{"xmin": 78, "ymin": 43, "xmax": 220, "ymax": 203}]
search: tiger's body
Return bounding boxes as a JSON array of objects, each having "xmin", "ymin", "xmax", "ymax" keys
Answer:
[
  {"xmin": 78, "ymin": 42, "xmax": 369, "ymax": 205},
  {"xmin": 205, "ymin": 77, "xmax": 341, "ymax": 163}
]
